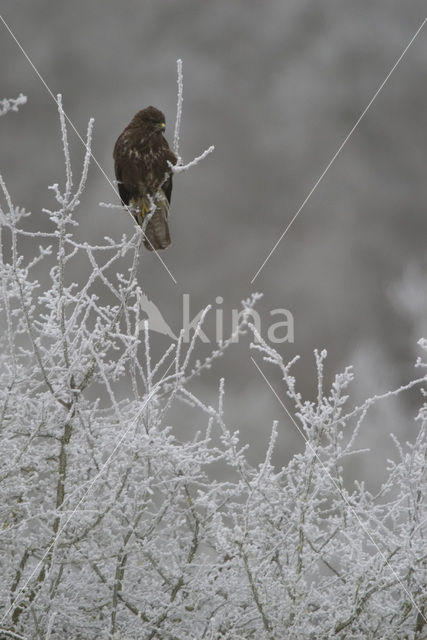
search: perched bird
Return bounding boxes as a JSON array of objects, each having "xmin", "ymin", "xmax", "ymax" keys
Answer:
[{"xmin": 113, "ymin": 106, "xmax": 177, "ymax": 251}]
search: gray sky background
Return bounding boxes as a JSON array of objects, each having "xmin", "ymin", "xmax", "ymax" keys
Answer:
[{"xmin": 1, "ymin": 1, "xmax": 427, "ymax": 487}]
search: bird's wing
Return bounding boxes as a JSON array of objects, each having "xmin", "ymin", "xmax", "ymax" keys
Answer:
[
  {"xmin": 113, "ymin": 135, "xmax": 131, "ymax": 206},
  {"xmin": 161, "ymin": 144, "xmax": 177, "ymax": 204},
  {"xmin": 163, "ymin": 173, "xmax": 173, "ymax": 204}
]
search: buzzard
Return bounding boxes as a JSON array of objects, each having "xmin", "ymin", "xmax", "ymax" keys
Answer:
[{"xmin": 113, "ymin": 106, "xmax": 177, "ymax": 251}]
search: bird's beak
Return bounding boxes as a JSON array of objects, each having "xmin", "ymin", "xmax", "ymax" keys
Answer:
[{"xmin": 161, "ymin": 122, "xmax": 166, "ymax": 130}]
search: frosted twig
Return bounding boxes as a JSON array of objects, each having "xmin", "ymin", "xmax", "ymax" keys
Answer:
[
  {"xmin": 70, "ymin": 115, "xmax": 94, "ymax": 208},
  {"xmin": 170, "ymin": 59, "xmax": 214, "ymax": 174},
  {"xmin": 171, "ymin": 146, "xmax": 215, "ymax": 174},
  {"xmin": 144, "ymin": 319, "xmax": 152, "ymax": 386},
  {"xmin": 0, "ymin": 93, "xmax": 27, "ymax": 117},
  {"xmin": 45, "ymin": 612, "xmax": 56, "ymax": 640},
  {"xmin": 182, "ymin": 304, "xmax": 211, "ymax": 372},
  {"xmin": 173, "ymin": 58, "xmax": 183, "ymax": 158},
  {"xmin": 99, "ymin": 202, "xmax": 124, "ymax": 209},
  {"xmin": 332, "ymin": 374, "xmax": 427, "ymax": 428},
  {"xmin": 0, "ymin": 172, "xmax": 15, "ymax": 219},
  {"xmin": 57, "ymin": 94, "xmax": 73, "ymax": 202},
  {"xmin": 0, "ymin": 628, "xmax": 28, "ymax": 640}
]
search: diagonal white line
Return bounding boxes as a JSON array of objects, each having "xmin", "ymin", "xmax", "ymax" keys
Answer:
[
  {"xmin": 251, "ymin": 17, "xmax": 427, "ymax": 283},
  {"xmin": 251, "ymin": 355, "xmax": 427, "ymax": 627},
  {"xmin": 0, "ymin": 13, "xmax": 177, "ymax": 284}
]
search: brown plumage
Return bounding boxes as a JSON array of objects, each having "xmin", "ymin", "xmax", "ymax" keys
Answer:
[{"xmin": 113, "ymin": 106, "xmax": 177, "ymax": 251}]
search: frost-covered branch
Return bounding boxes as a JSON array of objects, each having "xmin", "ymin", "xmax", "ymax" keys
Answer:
[
  {"xmin": 170, "ymin": 58, "xmax": 215, "ymax": 172},
  {"xmin": 0, "ymin": 93, "xmax": 27, "ymax": 117},
  {"xmin": 171, "ymin": 145, "xmax": 215, "ymax": 174},
  {"xmin": 173, "ymin": 58, "xmax": 183, "ymax": 158}
]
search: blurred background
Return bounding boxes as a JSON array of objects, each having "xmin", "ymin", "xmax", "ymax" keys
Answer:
[{"xmin": 1, "ymin": 0, "xmax": 426, "ymax": 487}]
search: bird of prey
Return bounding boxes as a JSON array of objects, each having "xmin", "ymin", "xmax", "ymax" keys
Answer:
[{"xmin": 113, "ymin": 106, "xmax": 177, "ymax": 251}]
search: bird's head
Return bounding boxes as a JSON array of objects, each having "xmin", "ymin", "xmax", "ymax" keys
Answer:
[{"xmin": 134, "ymin": 106, "xmax": 166, "ymax": 134}]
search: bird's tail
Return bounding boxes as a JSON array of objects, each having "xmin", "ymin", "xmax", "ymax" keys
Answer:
[{"xmin": 131, "ymin": 192, "xmax": 171, "ymax": 251}]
